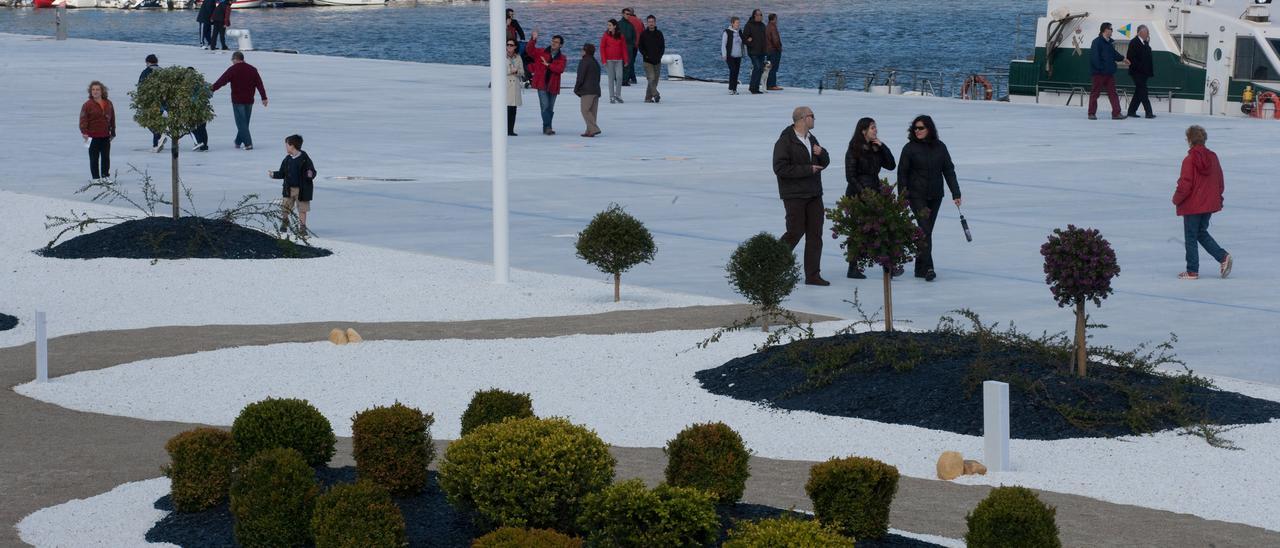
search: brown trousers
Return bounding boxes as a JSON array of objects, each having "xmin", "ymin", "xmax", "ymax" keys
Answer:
[
  {"xmin": 782, "ymin": 196, "xmax": 824, "ymax": 278},
  {"xmin": 580, "ymin": 94, "xmax": 600, "ymax": 134}
]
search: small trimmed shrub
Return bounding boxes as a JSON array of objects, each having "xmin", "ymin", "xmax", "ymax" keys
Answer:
[
  {"xmin": 438, "ymin": 417, "xmax": 615, "ymax": 533},
  {"xmin": 723, "ymin": 516, "xmax": 855, "ymax": 548},
  {"xmin": 663, "ymin": 422, "xmax": 751, "ymax": 505},
  {"xmin": 804, "ymin": 456, "xmax": 899, "ymax": 540},
  {"xmin": 574, "ymin": 203, "xmax": 658, "ymax": 302},
  {"xmin": 578, "ymin": 479, "xmax": 719, "ymax": 547},
  {"xmin": 352, "ymin": 402, "xmax": 435, "ymax": 495},
  {"xmin": 965, "ymin": 486, "xmax": 1061, "ymax": 548},
  {"xmin": 471, "ymin": 527, "xmax": 583, "ymax": 548},
  {"xmin": 311, "ymin": 481, "xmax": 406, "ymax": 548},
  {"xmin": 162, "ymin": 427, "xmax": 236, "ymax": 512},
  {"xmin": 460, "ymin": 389, "xmax": 534, "ymax": 437},
  {"xmin": 727, "ymin": 233, "xmax": 800, "ymax": 327},
  {"xmin": 1041, "ymin": 225, "xmax": 1120, "ymax": 377},
  {"xmin": 827, "ymin": 182, "xmax": 924, "ymax": 331},
  {"xmin": 229, "ymin": 447, "xmax": 319, "ymax": 548},
  {"xmin": 232, "ymin": 397, "xmax": 336, "ymax": 467}
]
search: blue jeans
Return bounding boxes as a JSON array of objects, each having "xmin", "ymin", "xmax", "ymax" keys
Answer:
[
  {"xmin": 766, "ymin": 51, "xmax": 781, "ymax": 88},
  {"xmin": 232, "ymin": 103, "xmax": 253, "ymax": 148},
  {"xmin": 537, "ymin": 90, "xmax": 557, "ymax": 131},
  {"xmin": 1183, "ymin": 213, "xmax": 1227, "ymax": 273},
  {"xmin": 748, "ymin": 54, "xmax": 765, "ymax": 91}
]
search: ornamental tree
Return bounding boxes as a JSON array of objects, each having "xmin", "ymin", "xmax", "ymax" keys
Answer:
[
  {"xmin": 827, "ymin": 181, "xmax": 923, "ymax": 332},
  {"xmin": 1041, "ymin": 225, "xmax": 1120, "ymax": 377},
  {"xmin": 726, "ymin": 232, "xmax": 800, "ymax": 331},
  {"xmin": 575, "ymin": 203, "xmax": 657, "ymax": 302},
  {"xmin": 130, "ymin": 66, "xmax": 215, "ymax": 219}
]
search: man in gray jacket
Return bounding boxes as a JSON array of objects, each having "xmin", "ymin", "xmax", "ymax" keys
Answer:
[
  {"xmin": 574, "ymin": 43, "xmax": 602, "ymax": 137},
  {"xmin": 772, "ymin": 106, "xmax": 831, "ymax": 285}
]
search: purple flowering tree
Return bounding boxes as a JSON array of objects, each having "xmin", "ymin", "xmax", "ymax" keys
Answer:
[
  {"xmin": 1041, "ymin": 225, "xmax": 1121, "ymax": 377},
  {"xmin": 828, "ymin": 181, "xmax": 924, "ymax": 332}
]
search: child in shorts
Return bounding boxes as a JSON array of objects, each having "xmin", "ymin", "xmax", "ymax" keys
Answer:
[{"xmin": 268, "ymin": 134, "xmax": 316, "ymax": 233}]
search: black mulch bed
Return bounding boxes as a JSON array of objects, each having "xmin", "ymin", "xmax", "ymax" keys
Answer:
[
  {"xmin": 0, "ymin": 313, "xmax": 16, "ymax": 332},
  {"xmin": 39, "ymin": 217, "xmax": 330, "ymax": 260},
  {"xmin": 146, "ymin": 468, "xmax": 941, "ymax": 547},
  {"xmin": 697, "ymin": 331, "xmax": 1280, "ymax": 440}
]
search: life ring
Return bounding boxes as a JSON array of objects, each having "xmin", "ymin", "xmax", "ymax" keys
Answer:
[
  {"xmin": 961, "ymin": 75, "xmax": 993, "ymax": 101},
  {"xmin": 1255, "ymin": 91, "xmax": 1280, "ymax": 119}
]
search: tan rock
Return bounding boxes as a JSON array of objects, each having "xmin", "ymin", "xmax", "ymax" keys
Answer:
[
  {"xmin": 345, "ymin": 328, "xmax": 363, "ymax": 344},
  {"xmin": 936, "ymin": 451, "xmax": 964, "ymax": 481},
  {"xmin": 328, "ymin": 328, "xmax": 348, "ymax": 345},
  {"xmin": 963, "ymin": 460, "xmax": 988, "ymax": 476}
]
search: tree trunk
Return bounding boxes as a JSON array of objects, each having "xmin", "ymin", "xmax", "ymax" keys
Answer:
[
  {"xmin": 761, "ymin": 305, "xmax": 769, "ymax": 332},
  {"xmin": 1075, "ymin": 301, "xmax": 1087, "ymax": 377},
  {"xmin": 170, "ymin": 138, "xmax": 180, "ymax": 219},
  {"xmin": 613, "ymin": 273, "xmax": 620, "ymax": 303},
  {"xmin": 883, "ymin": 268, "xmax": 894, "ymax": 332}
]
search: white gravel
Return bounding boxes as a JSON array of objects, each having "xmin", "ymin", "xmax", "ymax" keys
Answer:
[{"xmin": 16, "ymin": 326, "xmax": 1280, "ymax": 532}]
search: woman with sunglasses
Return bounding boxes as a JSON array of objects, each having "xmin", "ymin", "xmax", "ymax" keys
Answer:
[
  {"xmin": 843, "ymin": 117, "xmax": 897, "ymax": 279},
  {"xmin": 505, "ymin": 40, "xmax": 525, "ymax": 136},
  {"xmin": 897, "ymin": 115, "xmax": 962, "ymax": 282}
]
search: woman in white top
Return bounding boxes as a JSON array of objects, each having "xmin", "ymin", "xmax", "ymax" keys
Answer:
[
  {"xmin": 722, "ymin": 17, "xmax": 746, "ymax": 95},
  {"xmin": 506, "ymin": 39, "xmax": 525, "ymax": 136}
]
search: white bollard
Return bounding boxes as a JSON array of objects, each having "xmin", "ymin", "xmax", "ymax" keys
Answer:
[
  {"xmin": 35, "ymin": 311, "xmax": 48, "ymax": 383},
  {"xmin": 660, "ymin": 54, "xmax": 685, "ymax": 79},
  {"xmin": 225, "ymin": 29, "xmax": 254, "ymax": 51},
  {"xmin": 983, "ymin": 380, "xmax": 1009, "ymax": 472}
]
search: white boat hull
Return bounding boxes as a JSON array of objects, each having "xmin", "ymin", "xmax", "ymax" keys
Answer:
[
  {"xmin": 231, "ymin": 0, "xmax": 262, "ymax": 7},
  {"xmin": 313, "ymin": 0, "xmax": 382, "ymax": 5}
]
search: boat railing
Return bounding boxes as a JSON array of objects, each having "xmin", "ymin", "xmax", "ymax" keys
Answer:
[{"xmin": 1035, "ymin": 80, "xmax": 1182, "ymax": 113}]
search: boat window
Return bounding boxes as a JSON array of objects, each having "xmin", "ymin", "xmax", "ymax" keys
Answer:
[
  {"xmin": 1175, "ymin": 35, "xmax": 1208, "ymax": 65},
  {"xmin": 1234, "ymin": 36, "xmax": 1280, "ymax": 81}
]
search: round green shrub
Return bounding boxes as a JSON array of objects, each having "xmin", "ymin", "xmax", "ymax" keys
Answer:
[
  {"xmin": 311, "ymin": 481, "xmax": 406, "ymax": 548},
  {"xmin": 162, "ymin": 427, "xmax": 236, "ymax": 512},
  {"xmin": 663, "ymin": 422, "xmax": 751, "ymax": 505},
  {"xmin": 232, "ymin": 397, "xmax": 336, "ymax": 467},
  {"xmin": 965, "ymin": 486, "xmax": 1061, "ymax": 548},
  {"xmin": 723, "ymin": 516, "xmax": 855, "ymax": 548},
  {"xmin": 438, "ymin": 417, "xmax": 615, "ymax": 533},
  {"xmin": 471, "ymin": 527, "xmax": 583, "ymax": 548},
  {"xmin": 352, "ymin": 402, "xmax": 435, "ymax": 495},
  {"xmin": 726, "ymin": 232, "xmax": 800, "ymax": 312},
  {"xmin": 578, "ymin": 479, "xmax": 719, "ymax": 547},
  {"xmin": 229, "ymin": 447, "xmax": 319, "ymax": 548},
  {"xmin": 804, "ymin": 456, "xmax": 899, "ymax": 540},
  {"xmin": 460, "ymin": 389, "xmax": 534, "ymax": 437}
]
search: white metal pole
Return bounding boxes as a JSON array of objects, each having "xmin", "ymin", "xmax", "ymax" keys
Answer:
[
  {"xmin": 35, "ymin": 311, "xmax": 48, "ymax": 383},
  {"xmin": 490, "ymin": 0, "xmax": 510, "ymax": 284},
  {"xmin": 983, "ymin": 380, "xmax": 1010, "ymax": 472}
]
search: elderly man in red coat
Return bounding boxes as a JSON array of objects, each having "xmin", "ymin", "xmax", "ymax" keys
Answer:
[
  {"xmin": 527, "ymin": 31, "xmax": 567, "ymax": 136},
  {"xmin": 1173, "ymin": 125, "xmax": 1232, "ymax": 280}
]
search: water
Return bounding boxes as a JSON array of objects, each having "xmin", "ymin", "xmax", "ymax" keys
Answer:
[{"xmin": 0, "ymin": 0, "xmax": 1039, "ymax": 90}]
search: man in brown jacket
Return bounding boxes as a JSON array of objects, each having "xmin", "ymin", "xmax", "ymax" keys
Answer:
[
  {"xmin": 772, "ymin": 106, "xmax": 831, "ymax": 286},
  {"xmin": 766, "ymin": 13, "xmax": 783, "ymax": 91}
]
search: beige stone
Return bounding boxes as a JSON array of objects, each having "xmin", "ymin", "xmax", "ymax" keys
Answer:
[
  {"xmin": 936, "ymin": 451, "xmax": 964, "ymax": 481},
  {"xmin": 328, "ymin": 328, "xmax": 348, "ymax": 345},
  {"xmin": 345, "ymin": 328, "xmax": 363, "ymax": 343},
  {"xmin": 963, "ymin": 460, "xmax": 988, "ymax": 476}
]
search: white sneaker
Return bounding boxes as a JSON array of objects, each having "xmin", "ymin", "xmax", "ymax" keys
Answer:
[
  {"xmin": 191, "ymin": 142, "xmax": 205, "ymax": 151},
  {"xmin": 1220, "ymin": 254, "xmax": 1233, "ymax": 279},
  {"xmin": 152, "ymin": 135, "xmax": 168, "ymax": 153}
]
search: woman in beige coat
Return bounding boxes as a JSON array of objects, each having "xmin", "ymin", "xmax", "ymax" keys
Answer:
[{"xmin": 507, "ymin": 39, "xmax": 525, "ymax": 136}]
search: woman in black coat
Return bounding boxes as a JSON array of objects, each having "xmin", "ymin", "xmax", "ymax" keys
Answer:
[
  {"xmin": 843, "ymin": 117, "xmax": 897, "ymax": 279},
  {"xmin": 897, "ymin": 115, "xmax": 962, "ymax": 282}
]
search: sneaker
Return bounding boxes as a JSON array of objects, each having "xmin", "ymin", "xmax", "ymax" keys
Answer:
[
  {"xmin": 1088, "ymin": 115, "xmax": 1098, "ymax": 120},
  {"xmin": 1178, "ymin": 271, "xmax": 1199, "ymax": 280},
  {"xmin": 616, "ymin": 97, "xmax": 624, "ymax": 104},
  {"xmin": 152, "ymin": 135, "xmax": 167, "ymax": 153},
  {"xmin": 655, "ymin": 96, "xmax": 660, "ymax": 103},
  {"xmin": 729, "ymin": 90, "xmax": 739, "ymax": 95},
  {"xmin": 191, "ymin": 142, "xmax": 205, "ymax": 152},
  {"xmin": 243, "ymin": 145, "xmax": 253, "ymax": 150},
  {"xmin": 1220, "ymin": 254, "xmax": 1233, "ymax": 278}
]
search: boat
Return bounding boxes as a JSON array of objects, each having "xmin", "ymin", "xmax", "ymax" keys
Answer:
[
  {"xmin": 231, "ymin": 0, "xmax": 263, "ymax": 7},
  {"xmin": 312, "ymin": 0, "xmax": 384, "ymax": 6},
  {"xmin": 1009, "ymin": 0, "xmax": 1280, "ymax": 117}
]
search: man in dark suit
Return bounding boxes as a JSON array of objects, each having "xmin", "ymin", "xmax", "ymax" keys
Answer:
[{"xmin": 1126, "ymin": 24, "xmax": 1156, "ymax": 119}]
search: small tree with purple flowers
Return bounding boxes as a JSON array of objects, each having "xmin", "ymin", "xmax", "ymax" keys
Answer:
[
  {"xmin": 1041, "ymin": 225, "xmax": 1120, "ymax": 377},
  {"xmin": 828, "ymin": 181, "xmax": 924, "ymax": 332}
]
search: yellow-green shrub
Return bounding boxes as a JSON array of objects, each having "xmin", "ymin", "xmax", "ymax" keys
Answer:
[
  {"xmin": 311, "ymin": 481, "xmax": 406, "ymax": 548},
  {"xmin": 162, "ymin": 427, "xmax": 236, "ymax": 512},
  {"xmin": 352, "ymin": 402, "xmax": 434, "ymax": 495},
  {"xmin": 577, "ymin": 479, "xmax": 719, "ymax": 547},
  {"xmin": 723, "ymin": 516, "xmax": 855, "ymax": 547},
  {"xmin": 804, "ymin": 456, "xmax": 899, "ymax": 540},
  {"xmin": 663, "ymin": 422, "xmax": 751, "ymax": 505},
  {"xmin": 965, "ymin": 486, "xmax": 1061, "ymax": 548},
  {"xmin": 471, "ymin": 527, "xmax": 583, "ymax": 548}
]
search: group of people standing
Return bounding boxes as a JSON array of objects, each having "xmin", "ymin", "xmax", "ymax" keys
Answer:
[
  {"xmin": 771, "ymin": 108, "xmax": 963, "ymax": 286},
  {"xmin": 722, "ymin": 9, "xmax": 784, "ymax": 95},
  {"xmin": 195, "ymin": 0, "xmax": 233, "ymax": 51},
  {"xmin": 505, "ymin": 7, "xmax": 666, "ymax": 137}
]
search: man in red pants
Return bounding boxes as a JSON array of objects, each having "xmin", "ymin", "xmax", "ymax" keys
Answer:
[{"xmin": 1088, "ymin": 22, "xmax": 1130, "ymax": 120}]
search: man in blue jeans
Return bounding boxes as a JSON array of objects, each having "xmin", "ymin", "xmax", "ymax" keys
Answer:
[
  {"xmin": 210, "ymin": 51, "xmax": 268, "ymax": 150},
  {"xmin": 527, "ymin": 32, "xmax": 567, "ymax": 136}
]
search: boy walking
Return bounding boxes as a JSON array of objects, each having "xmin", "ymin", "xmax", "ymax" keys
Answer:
[{"xmin": 268, "ymin": 134, "xmax": 317, "ymax": 232}]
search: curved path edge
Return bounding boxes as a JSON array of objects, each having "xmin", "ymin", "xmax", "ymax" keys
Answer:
[{"xmin": 1, "ymin": 304, "xmax": 1274, "ymax": 547}]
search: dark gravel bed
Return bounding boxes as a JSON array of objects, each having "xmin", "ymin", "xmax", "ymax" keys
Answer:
[
  {"xmin": 0, "ymin": 313, "xmax": 16, "ymax": 332},
  {"xmin": 697, "ymin": 331, "xmax": 1280, "ymax": 440},
  {"xmin": 40, "ymin": 217, "xmax": 330, "ymax": 260},
  {"xmin": 146, "ymin": 468, "xmax": 943, "ymax": 547}
]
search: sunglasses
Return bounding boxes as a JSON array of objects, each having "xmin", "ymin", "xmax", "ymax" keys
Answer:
[
  {"xmin": 507, "ymin": 43, "xmax": 516, "ymax": 47},
  {"xmin": 913, "ymin": 126, "xmax": 928, "ymax": 131}
]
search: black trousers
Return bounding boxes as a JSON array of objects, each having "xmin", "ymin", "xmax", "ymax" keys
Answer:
[
  {"xmin": 212, "ymin": 24, "xmax": 227, "ymax": 49},
  {"xmin": 782, "ymin": 196, "xmax": 824, "ymax": 278},
  {"xmin": 200, "ymin": 22, "xmax": 211, "ymax": 46},
  {"xmin": 88, "ymin": 137, "xmax": 111, "ymax": 180},
  {"xmin": 726, "ymin": 57, "xmax": 742, "ymax": 91},
  {"xmin": 507, "ymin": 106, "xmax": 517, "ymax": 135},
  {"xmin": 192, "ymin": 124, "xmax": 208, "ymax": 147},
  {"xmin": 1128, "ymin": 75, "xmax": 1153, "ymax": 116},
  {"xmin": 908, "ymin": 195, "xmax": 943, "ymax": 274}
]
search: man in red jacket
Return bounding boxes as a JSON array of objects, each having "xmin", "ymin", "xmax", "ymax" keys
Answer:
[
  {"xmin": 527, "ymin": 31, "xmax": 567, "ymax": 136},
  {"xmin": 211, "ymin": 51, "xmax": 268, "ymax": 150},
  {"xmin": 1172, "ymin": 125, "xmax": 1232, "ymax": 280}
]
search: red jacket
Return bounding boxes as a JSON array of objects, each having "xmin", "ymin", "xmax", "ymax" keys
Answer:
[
  {"xmin": 79, "ymin": 98, "xmax": 115, "ymax": 139},
  {"xmin": 526, "ymin": 38, "xmax": 567, "ymax": 94},
  {"xmin": 211, "ymin": 61, "xmax": 267, "ymax": 105},
  {"xmin": 600, "ymin": 32, "xmax": 630, "ymax": 64},
  {"xmin": 1172, "ymin": 145, "xmax": 1224, "ymax": 216},
  {"xmin": 626, "ymin": 15, "xmax": 644, "ymax": 47}
]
